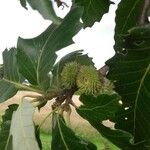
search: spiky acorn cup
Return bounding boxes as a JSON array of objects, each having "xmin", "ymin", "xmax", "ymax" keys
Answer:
[
  {"xmin": 100, "ymin": 77, "xmax": 114, "ymax": 94},
  {"xmin": 61, "ymin": 62, "xmax": 79, "ymax": 89},
  {"xmin": 76, "ymin": 66, "xmax": 103, "ymax": 95}
]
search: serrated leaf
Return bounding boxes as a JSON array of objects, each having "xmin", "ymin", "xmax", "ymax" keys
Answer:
[
  {"xmin": 52, "ymin": 50, "xmax": 94, "ymax": 87},
  {"xmin": 91, "ymin": 123, "xmax": 137, "ymax": 150},
  {"xmin": 51, "ymin": 113, "xmax": 97, "ymax": 150},
  {"xmin": 0, "ymin": 48, "xmax": 23, "ymax": 103},
  {"xmin": 19, "ymin": 0, "xmax": 61, "ymax": 24},
  {"xmin": 17, "ymin": 24, "xmax": 58, "ymax": 87},
  {"xmin": 114, "ymin": 0, "xmax": 144, "ymax": 52},
  {"xmin": 0, "ymin": 80, "xmax": 18, "ymax": 103},
  {"xmin": 0, "ymin": 104, "xmax": 18, "ymax": 150},
  {"xmin": 27, "ymin": 0, "xmax": 62, "ymax": 24},
  {"xmin": 106, "ymin": 25, "xmax": 150, "ymax": 148},
  {"xmin": 77, "ymin": 94, "xmax": 120, "ymax": 123},
  {"xmin": 74, "ymin": 0, "xmax": 112, "ymax": 27},
  {"xmin": 76, "ymin": 94, "xmax": 138, "ymax": 149},
  {"xmin": 0, "ymin": 64, "xmax": 3, "ymax": 79},
  {"xmin": 17, "ymin": 6, "xmax": 83, "ymax": 91},
  {"xmin": 3, "ymin": 49, "xmax": 21, "ymax": 82},
  {"xmin": 10, "ymin": 100, "xmax": 40, "ymax": 150},
  {"xmin": 19, "ymin": 0, "xmax": 27, "ymax": 9}
]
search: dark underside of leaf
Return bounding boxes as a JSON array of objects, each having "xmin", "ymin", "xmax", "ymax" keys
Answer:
[
  {"xmin": 0, "ymin": 104, "xmax": 18, "ymax": 150},
  {"xmin": 51, "ymin": 113, "xmax": 97, "ymax": 150},
  {"xmin": 74, "ymin": 0, "xmax": 112, "ymax": 28},
  {"xmin": 114, "ymin": 0, "xmax": 144, "ymax": 52},
  {"xmin": 106, "ymin": 25, "xmax": 150, "ymax": 148}
]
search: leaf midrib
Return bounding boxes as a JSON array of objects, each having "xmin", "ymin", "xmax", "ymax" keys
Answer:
[
  {"xmin": 3, "ymin": 78, "xmax": 43, "ymax": 94},
  {"xmin": 36, "ymin": 26, "xmax": 58, "ymax": 86},
  {"xmin": 120, "ymin": 0, "xmax": 141, "ymax": 34},
  {"xmin": 133, "ymin": 64, "xmax": 150, "ymax": 136}
]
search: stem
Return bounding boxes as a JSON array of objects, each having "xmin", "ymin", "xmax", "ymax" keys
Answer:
[
  {"xmin": 139, "ymin": 0, "xmax": 150, "ymax": 25},
  {"xmin": 98, "ymin": 65, "xmax": 109, "ymax": 76},
  {"xmin": 37, "ymin": 108, "xmax": 58, "ymax": 131},
  {"xmin": 3, "ymin": 78, "xmax": 44, "ymax": 94}
]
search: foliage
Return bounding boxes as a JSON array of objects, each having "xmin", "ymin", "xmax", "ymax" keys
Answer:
[
  {"xmin": 0, "ymin": 0, "xmax": 150, "ymax": 150},
  {"xmin": 51, "ymin": 113, "xmax": 97, "ymax": 150},
  {"xmin": 20, "ymin": 0, "xmax": 61, "ymax": 24},
  {"xmin": 73, "ymin": 0, "xmax": 113, "ymax": 28},
  {"xmin": 0, "ymin": 48, "xmax": 24, "ymax": 103},
  {"xmin": 114, "ymin": 0, "xmax": 144, "ymax": 52},
  {"xmin": 106, "ymin": 25, "xmax": 150, "ymax": 148},
  {"xmin": 9, "ymin": 100, "xmax": 40, "ymax": 150},
  {"xmin": 0, "ymin": 104, "xmax": 18, "ymax": 149}
]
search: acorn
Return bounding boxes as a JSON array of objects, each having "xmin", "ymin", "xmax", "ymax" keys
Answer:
[
  {"xmin": 61, "ymin": 62, "xmax": 79, "ymax": 89},
  {"xmin": 76, "ymin": 66, "xmax": 103, "ymax": 95}
]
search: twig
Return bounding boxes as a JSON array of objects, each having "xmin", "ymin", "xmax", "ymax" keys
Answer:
[
  {"xmin": 54, "ymin": 0, "xmax": 69, "ymax": 9},
  {"xmin": 98, "ymin": 65, "xmax": 109, "ymax": 76},
  {"xmin": 139, "ymin": 0, "xmax": 150, "ymax": 25}
]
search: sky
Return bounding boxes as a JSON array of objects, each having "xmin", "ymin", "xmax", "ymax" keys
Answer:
[{"xmin": 0, "ymin": 0, "xmax": 120, "ymax": 69}]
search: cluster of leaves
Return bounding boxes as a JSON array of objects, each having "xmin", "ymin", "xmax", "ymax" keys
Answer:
[{"xmin": 0, "ymin": 0, "xmax": 150, "ymax": 150}]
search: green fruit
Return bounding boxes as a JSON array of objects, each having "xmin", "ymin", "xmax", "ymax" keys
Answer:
[
  {"xmin": 77, "ymin": 66, "xmax": 103, "ymax": 95},
  {"xmin": 61, "ymin": 62, "xmax": 79, "ymax": 89},
  {"xmin": 100, "ymin": 77, "xmax": 114, "ymax": 94}
]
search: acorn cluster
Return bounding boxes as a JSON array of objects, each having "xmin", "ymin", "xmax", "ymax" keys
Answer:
[{"xmin": 60, "ymin": 62, "xmax": 104, "ymax": 95}]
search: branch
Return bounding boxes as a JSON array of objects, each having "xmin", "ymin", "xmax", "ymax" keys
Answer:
[
  {"xmin": 139, "ymin": 0, "xmax": 150, "ymax": 25},
  {"xmin": 98, "ymin": 65, "xmax": 109, "ymax": 77}
]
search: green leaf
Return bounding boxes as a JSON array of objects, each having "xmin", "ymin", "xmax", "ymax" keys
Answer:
[
  {"xmin": 17, "ymin": 24, "xmax": 58, "ymax": 87},
  {"xmin": 51, "ymin": 113, "xmax": 97, "ymax": 150},
  {"xmin": 52, "ymin": 50, "xmax": 94, "ymax": 87},
  {"xmin": 19, "ymin": 0, "xmax": 27, "ymax": 9},
  {"xmin": 0, "ymin": 64, "xmax": 4, "ymax": 79},
  {"xmin": 0, "ymin": 80, "xmax": 17, "ymax": 103},
  {"xmin": 77, "ymin": 94, "xmax": 120, "ymax": 123},
  {"xmin": 17, "ymin": 6, "xmax": 83, "ymax": 91},
  {"xmin": 19, "ymin": 0, "xmax": 61, "ymax": 24},
  {"xmin": 0, "ymin": 48, "xmax": 23, "ymax": 103},
  {"xmin": 0, "ymin": 104, "xmax": 18, "ymax": 150},
  {"xmin": 114, "ymin": 0, "xmax": 144, "ymax": 52},
  {"xmin": 76, "ymin": 94, "xmax": 137, "ymax": 149},
  {"xmin": 106, "ymin": 25, "xmax": 150, "ymax": 148},
  {"xmin": 3, "ymin": 49, "xmax": 21, "ymax": 82},
  {"xmin": 74, "ymin": 0, "xmax": 112, "ymax": 27},
  {"xmin": 10, "ymin": 100, "xmax": 40, "ymax": 150},
  {"xmin": 27, "ymin": 0, "xmax": 62, "ymax": 24},
  {"xmin": 90, "ymin": 123, "xmax": 137, "ymax": 150}
]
